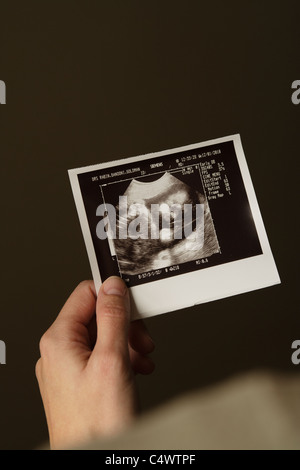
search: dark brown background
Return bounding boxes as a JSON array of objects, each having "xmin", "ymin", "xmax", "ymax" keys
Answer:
[{"xmin": 0, "ymin": 1, "xmax": 299, "ymax": 450}]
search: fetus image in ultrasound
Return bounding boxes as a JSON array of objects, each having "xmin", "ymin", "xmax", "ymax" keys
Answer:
[{"xmin": 107, "ymin": 172, "xmax": 220, "ymax": 275}]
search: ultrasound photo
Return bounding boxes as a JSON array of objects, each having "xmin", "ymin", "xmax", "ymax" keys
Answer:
[
  {"xmin": 103, "ymin": 171, "xmax": 220, "ymax": 275},
  {"xmin": 69, "ymin": 134, "xmax": 280, "ymax": 319}
]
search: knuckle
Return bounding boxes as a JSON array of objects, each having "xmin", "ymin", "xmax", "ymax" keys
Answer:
[
  {"xmin": 35, "ymin": 358, "xmax": 42, "ymax": 380},
  {"xmin": 77, "ymin": 280, "xmax": 91, "ymax": 289},
  {"xmin": 38, "ymin": 329, "xmax": 55, "ymax": 357},
  {"xmin": 77, "ymin": 280, "xmax": 93, "ymax": 294},
  {"xmin": 101, "ymin": 303, "xmax": 127, "ymax": 319}
]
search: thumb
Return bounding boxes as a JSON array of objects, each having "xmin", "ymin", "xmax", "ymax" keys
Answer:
[{"xmin": 94, "ymin": 276, "xmax": 131, "ymax": 357}]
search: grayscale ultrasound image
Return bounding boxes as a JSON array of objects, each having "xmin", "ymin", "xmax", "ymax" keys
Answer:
[{"xmin": 109, "ymin": 172, "xmax": 220, "ymax": 275}]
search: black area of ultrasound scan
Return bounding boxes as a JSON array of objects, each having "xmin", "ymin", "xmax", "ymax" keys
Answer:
[{"xmin": 78, "ymin": 141, "xmax": 262, "ymax": 287}]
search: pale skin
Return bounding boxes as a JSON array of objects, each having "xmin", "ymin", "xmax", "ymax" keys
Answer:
[{"xmin": 35, "ymin": 276, "xmax": 155, "ymax": 450}]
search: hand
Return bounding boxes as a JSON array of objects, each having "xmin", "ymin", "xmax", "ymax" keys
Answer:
[{"xmin": 35, "ymin": 276, "xmax": 155, "ymax": 449}]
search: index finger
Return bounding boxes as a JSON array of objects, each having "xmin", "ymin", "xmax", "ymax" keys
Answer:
[{"xmin": 55, "ymin": 280, "xmax": 96, "ymax": 326}]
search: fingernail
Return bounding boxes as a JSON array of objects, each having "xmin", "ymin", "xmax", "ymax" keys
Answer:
[{"xmin": 102, "ymin": 276, "xmax": 127, "ymax": 296}]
